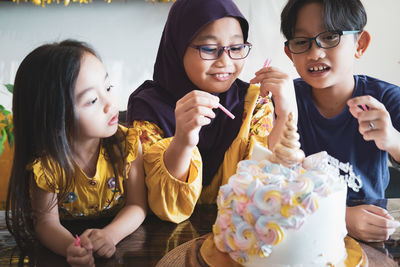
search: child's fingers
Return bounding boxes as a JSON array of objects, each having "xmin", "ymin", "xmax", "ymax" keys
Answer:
[
  {"xmin": 176, "ymin": 105, "xmax": 215, "ymax": 127},
  {"xmin": 67, "ymin": 244, "xmax": 94, "ymax": 266},
  {"xmin": 259, "ymin": 89, "xmax": 270, "ymax": 97},
  {"xmin": 364, "ymin": 204, "xmax": 389, "ymax": 216},
  {"xmin": 352, "ymin": 206, "xmax": 398, "ymax": 241},
  {"xmin": 177, "ymin": 98, "xmax": 219, "ymax": 118},
  {"xmin": 87, "ymin": 231, "xmax": 115, "ymax": 258},
  {"xmin": 250, "ymin": 69, "xmax": 270, "ymax": 84},
  {"xmin": 254, "ymin": 65, "xmax": 282, "ymax": 76},
  {"xmin": 249, "ymin": 76, "xmax": 259, "ymax": 84},
  {"xmin": 364, "ymin": 220, "xmax": 399, "ymax": 241},
  {"xmin": 183, "ymin": 114, "xmax": 212, "ymax": 129},
  {"xmin": 68, "ymin": 246, "xmax": 88, "ymax": 257},
  {"xmin": 364, "ymin": 205, "xmax": 400, "ymax": 228},
  {"xmin": 68, "ymin": 252, "xmax": 94, "ymax": 266},
  {"xmin": 347, "ymin": 95, "xmax": 385, "ymax": 111},
  {"xmin": 348, "ymin": 104, "xmax": 364, "ymax": 119},
  {"xmin": 95, "ymin": 243, "xmax": 116, "ymax": 258},
  {"xmin": 81, "ymin": 229, "xmax": 93, "ymax": 238},
  {"xmin": 86, "ymin": 230, "xmax": 105, "ymax": 251},
  {"xmin": 190, "ymin": 105, "xmax": 216, "ymax": 119},
  {"xmin": 359, "ymin": 120, "xmax": 380, "ymax": 134},
  {"xmin": 179, "ymin": 90, "xmax": 220, "ymax": 108},
  {"xmin": 357, "ymin": 105, "xmax": 386, "ymax": 119},
  {"xmin": 385, "ymin": 213, "xmax": 395, "ymax": 220},
  {"xmin": 252, "ymin": 68, "xmax": 289, "ymax": 84},
  {"xmin": 361, "ymin": 229, "xmax": 391, "ymax": 242},
  {"xmin": 79, "ymin": 234, "xmax": 93, "ymax": 250},
  {"xmin": 369, "ymin": 214, "xmax": 400, "ymax": 229}
]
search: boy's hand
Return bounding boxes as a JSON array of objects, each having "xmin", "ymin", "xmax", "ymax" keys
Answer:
[
  {"xmin": 346, "ymin": 205, "xmax": 400, "ymax": 242},
  {"xmin": 174, "ymin": 90, "xmax": 220, "ymax": 148},
  {"xmin": 66, "ymin": 235, "xmax": 94, "ymax": 267},
  {"xmin": 82, "ymin": 228, "xmax": 116, "ymax": 258},
  {"xmin": 347, "ymin": 95, "xmax": 400, "ymax": 158},
  {"xmin": 250, "ymin": 66, "xmax": 297, "ymax": 121}
]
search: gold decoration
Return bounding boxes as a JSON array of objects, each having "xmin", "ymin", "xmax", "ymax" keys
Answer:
[
  {"xmin": 12, "ymin": 0, "xmax": 174, "ymax": 7},
  {"xmin": 270, "ymin": 112, "xmax": 305, "ymax": 168},
  {"xmin": 198, "ymin": 234, "xmax": 366, "ymax": 267},
  {"xmin": 12, "ymin": 0, "xmax": 110, "ymax": 7}
]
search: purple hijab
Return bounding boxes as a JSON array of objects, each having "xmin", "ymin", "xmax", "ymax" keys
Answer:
[{"xmin": 127, "ymin": 0, "xmax": 250, "ymax": 186}]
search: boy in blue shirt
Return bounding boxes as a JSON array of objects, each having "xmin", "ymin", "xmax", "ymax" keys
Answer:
[{"xmin": 252, "ymin": 0, "xmax": 400, "ymax": 242}]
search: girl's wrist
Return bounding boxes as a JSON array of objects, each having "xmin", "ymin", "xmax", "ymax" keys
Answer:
[
  {"xmin": 170, "ymin": 136, "xmax": 196, "ymax": 155},
  {"xmin": 164, "ymin": 137, "xmax": 194, "ymax": 181},
  {"xmin": 102, "ymin": 227, "xmax": 118, "ymax": 245}
]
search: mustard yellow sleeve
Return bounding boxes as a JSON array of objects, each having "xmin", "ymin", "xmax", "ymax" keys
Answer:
[
  {"xmin": 29, "ymin": 159, "xmax": 60, "ymax": 193},
  {"xmin": 118, "ymin": 125, "xmax": 140, "ymax": 177},
  {"xmin": 132, "ymin": 120, "xmax": 165, "ymax": 153},
  {"xmin": 133, "ymin": 120, "xmax": 203, "ymax": 223}
]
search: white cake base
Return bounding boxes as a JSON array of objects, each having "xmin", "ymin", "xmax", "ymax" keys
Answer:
[{"xmin": 243, "ymin": 188, "xmax": 348, "ymax": 267}]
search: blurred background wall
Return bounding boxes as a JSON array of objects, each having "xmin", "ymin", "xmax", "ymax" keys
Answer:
[{"xmin": 0, "ymin": 0, "xmax": 399, "ymax": 111}]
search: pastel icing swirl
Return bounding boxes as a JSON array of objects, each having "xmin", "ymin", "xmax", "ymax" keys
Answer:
[
  {"xmin": 212, "ymin": 113, "xmax": 350, "ymax": 265},
  {"xmin": 213, "ymin": 154, "xmax": 343, "ymax": 264}
]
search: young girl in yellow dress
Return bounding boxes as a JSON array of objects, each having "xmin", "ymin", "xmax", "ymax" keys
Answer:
[
  {"xmin": 127, "ymin": 0, "xmax": 297, "ymax": 223},
  {"xmin": 6, "ymin": 40, "xmax": 146, "ymax": 266}
]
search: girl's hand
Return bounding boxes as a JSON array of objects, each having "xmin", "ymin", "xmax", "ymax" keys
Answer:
[
  {"xmin": 174, "ymin": 90, "xmax": 220, "ymax": 148},
  {"xmin": 66, "ymin": 235, "xmax": 94, "ymax": 267},
  {"xmin": 347, "ymin": 96, "xmax": 400, "ymax": 157},
  {"xmin": 346, "ymin": 205, "xmax": 400, "ymax": 242},
  {"xmin": 250, "ymin": 66, "xmax": 297, "ymax": 121},
  {"xmin": 82, "ymin": 228, "xmax": 116, "ymax": 258}
]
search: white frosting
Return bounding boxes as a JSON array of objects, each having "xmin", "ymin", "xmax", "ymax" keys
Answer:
[
  {"xmin": 213, "ymin": 145, "xmax": 350, "ymax": 267},
  {"xmin": 245, "ymin": 188, "xmax": 347, "ymax": 267}
]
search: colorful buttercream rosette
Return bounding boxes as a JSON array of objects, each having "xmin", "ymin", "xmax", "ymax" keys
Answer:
[{"xmin": 213, "ymin": 151, "xmax": 358, "ymax": 264}]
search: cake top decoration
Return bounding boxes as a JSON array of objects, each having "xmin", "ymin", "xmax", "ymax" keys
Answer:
[
  {"xmin": 213, "ymin": 112, "xmax": 362, "ymax": 265},
  {"xmin": 269, "ymin": 112, "xmax": 305, "ymax": 168}
]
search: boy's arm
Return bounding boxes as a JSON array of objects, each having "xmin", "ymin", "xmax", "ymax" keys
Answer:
[
  {"xmin": 346, "ymin": 205, "xmax": 400, "ymax": 242},
  {"xmin": 31, "ymin": 182, "xmax": 94, "ymax": 264}
]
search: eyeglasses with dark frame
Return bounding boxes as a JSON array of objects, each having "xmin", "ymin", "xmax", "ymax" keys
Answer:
[
  {"xmin": 284, "ymin": 30, "xmax": 361, "ymax": 54},
  {"xmin": 189, "ymin": 43, "xmax": 252, "ymax": 60}
]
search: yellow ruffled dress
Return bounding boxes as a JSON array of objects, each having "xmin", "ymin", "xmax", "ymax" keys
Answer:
[{"xmin": 30, "ymin": 125, "xmax": 140, "ymax": 220}]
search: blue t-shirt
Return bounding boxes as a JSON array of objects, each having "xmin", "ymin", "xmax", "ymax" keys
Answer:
[{"xmin": 295, "ymin": 75, "xmax": 400, "ymax": 201}]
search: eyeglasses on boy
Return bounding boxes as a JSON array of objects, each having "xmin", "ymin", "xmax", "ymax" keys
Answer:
[{"xmin": 285, "ymin": 30, "xmax": 361, "ymax": 54}]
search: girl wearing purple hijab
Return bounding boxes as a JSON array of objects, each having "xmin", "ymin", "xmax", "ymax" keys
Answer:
[{"xmin": 127, "ymin": 0, "xmax": 296, "ymax": 223}]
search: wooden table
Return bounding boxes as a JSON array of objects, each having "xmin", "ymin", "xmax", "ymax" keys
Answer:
[{"xmin": 1, "ymin": 201, "xmax": 400, "ymax": 266}]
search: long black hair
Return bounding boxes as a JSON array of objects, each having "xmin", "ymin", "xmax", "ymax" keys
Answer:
[
  {"xmin": 281, "ymin": 0, "xmax": 367, "ymax": 40},
  {"xmin": 6, "ymin": 40, "xmax": 127, "ymax": 265}
]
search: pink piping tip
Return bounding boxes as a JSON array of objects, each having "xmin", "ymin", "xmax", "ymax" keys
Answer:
[
  {"xmin": 218, "ymin": 103, "xmax": 235, "ymax": 119},
  {"xmin": 75, "ymin": 234, "xmax": 81, "ymax": 247},
  {"xmin": 263, "ymin": 58, "xmax": 272, "ymax": 68},
  {"xmin": 361, "ymin": 104, "xmax": 368, "ymax": 111}
]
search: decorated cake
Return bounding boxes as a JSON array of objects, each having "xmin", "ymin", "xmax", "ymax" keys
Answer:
[{"xmin": 213, "ymin": 113, "xmax": 362, "ymax": 267}]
